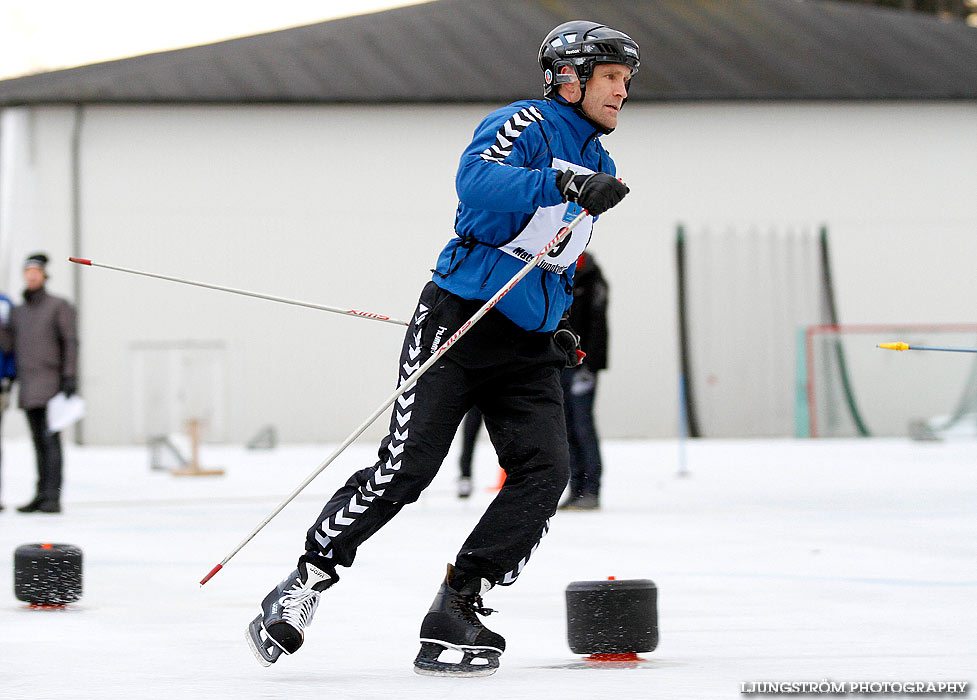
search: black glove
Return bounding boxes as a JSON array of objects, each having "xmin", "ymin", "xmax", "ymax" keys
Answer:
[
  {"xmin": 554, "ymin": 322, "xmax": 586, "ymax": 368},
  {"xmin": 60, "ymin": 376, "xmax": 77, "ymax": 397},
  {"xmin": 556, "ymin": 170, "xmax": 629, "ymax": 216}
]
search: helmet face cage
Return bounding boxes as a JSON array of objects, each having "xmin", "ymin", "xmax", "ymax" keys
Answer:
[{"xmin": 539, "ymin": 21, "xmax": 640, "ymax": 98}]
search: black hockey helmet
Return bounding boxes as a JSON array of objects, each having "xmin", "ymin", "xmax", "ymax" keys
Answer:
[{"xmin": 538, "ymin": 20, "xmax": 640, "ymax": 98}]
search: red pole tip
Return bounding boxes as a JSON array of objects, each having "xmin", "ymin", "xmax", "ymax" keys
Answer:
[
  {"xmin": 68, "ymin": 257, "xmax": 92, "ymax": 265},
  {"xmin": 199, "ymin": 564, "xmax": 222, "ymax": 586}
]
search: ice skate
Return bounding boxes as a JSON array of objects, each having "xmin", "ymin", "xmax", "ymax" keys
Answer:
[
  {"xmin": 246, "ymin": 559, "xmax": 338, "ymax": 666},
  {"xmin": 457, "ymin": 476, "xmax": 472, "ymax": 499},
  {"xmin": 414, "ymin": 564, "xmax": 505, "ymax": 677}
]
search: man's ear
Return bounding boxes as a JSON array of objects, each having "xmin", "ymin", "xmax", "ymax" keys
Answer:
[{"xmin": 557, "ymin": 66, "xmax": 581, "ymax": 102}]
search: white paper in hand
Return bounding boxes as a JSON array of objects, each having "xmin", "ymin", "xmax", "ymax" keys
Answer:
[{"xmin": 47, "ymin": 392, "xmax": 85, "ymax": 433}]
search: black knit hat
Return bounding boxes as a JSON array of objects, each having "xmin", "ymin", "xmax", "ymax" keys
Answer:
[{"xmin": 24, "ymin": 253, "xmax": 49, "ymax": 271}]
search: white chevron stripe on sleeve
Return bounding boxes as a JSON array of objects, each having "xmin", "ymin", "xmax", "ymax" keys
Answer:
[{"xmin": 480, "ymin": 106, "xmax": 545, "ymax": 163}]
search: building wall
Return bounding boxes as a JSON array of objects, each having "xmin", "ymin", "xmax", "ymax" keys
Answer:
[
  {"xmin": 610, "ymin": 101, "xmax": 977, "ymax": 437},
  {"xmin": 1, "ymin": 101, "xmax": 975, "ymax": 443},
  {"xmin": 0, "ymin": 107, "xmax": 78, "ymax": 440}
]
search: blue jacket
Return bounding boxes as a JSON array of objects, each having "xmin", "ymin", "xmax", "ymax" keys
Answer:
[
  {"xmin": 0, "ymin": 293, "xmax": 15, "ymax": 379},
  {"xmin": 432, "ymin": 97, "xmax": 616, "ymax": 332}
]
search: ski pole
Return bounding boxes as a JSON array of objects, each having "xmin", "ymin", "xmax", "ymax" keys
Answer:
[
  {"xmin": 69, "ymin": 257, "xmax": 409, "ymax": 327},
  {"xmin": 878, "ymin": 342, "xmax": 977, "ymax": 354},
  {"xmin": 199, "ymin": 209, "xmax": 590, "ymax": 585}
]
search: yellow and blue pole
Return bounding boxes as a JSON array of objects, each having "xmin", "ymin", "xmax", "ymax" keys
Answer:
[{"xmin": 878, "ymin": 342, "xmax": 977, "ymax": 354}]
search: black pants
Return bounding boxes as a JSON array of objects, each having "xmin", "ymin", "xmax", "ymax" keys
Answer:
[
  {"xmin": 26, "ymin": 407, "xmax": 63, "ymax": 503},
  {"xmin": 561, "ymin": 367, "xmax": 603, "ymax": 498},
  {"xmin": 304, "ymin": 282, "xmax": 570, "ymax": 586},
  {"xmin": 457, "ymin": 407, "xmax": 483, "ymax": 479}
]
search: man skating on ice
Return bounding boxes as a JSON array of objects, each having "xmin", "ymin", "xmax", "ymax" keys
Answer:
[{"xmin": 247, "ymin": 20, "xmax": 639, "ymax": 676}]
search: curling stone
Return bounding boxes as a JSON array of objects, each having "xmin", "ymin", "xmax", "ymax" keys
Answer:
[
  {"xmin": 566, "ymin": 577, "xmax": 657, "ymax": 660},
  {"xmin": 14, "ymin": 543, "xmax": 83, "ymax": 607}
]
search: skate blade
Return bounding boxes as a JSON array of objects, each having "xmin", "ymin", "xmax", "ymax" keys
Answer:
[
  {"xmin": 246, "ymin": 615, "xmax": 283, "ymax": 667},
  {"xmin": 413, "ymin": 663, "xmax": 498, "ymax": 678},
  {"xmin": 414, "ymin": 642, "xmax": 500, "ymax": 677}
]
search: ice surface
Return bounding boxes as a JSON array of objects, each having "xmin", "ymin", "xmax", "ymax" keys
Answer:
[{"xmin": 1, "ymin": 436, "xmax": 975, "ymax": 699}]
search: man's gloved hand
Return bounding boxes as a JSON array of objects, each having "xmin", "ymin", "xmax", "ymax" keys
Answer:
[
  {"xmin": 60, "ymin": 376, "xmax": 77, "ymax": 397},
  {"xmin": 556, "ymin": 170, "xmax": 629, "ymax": 216},
  {"xmin": 554, "ymin": 322, "xmax": 586, "ymax": 368}
]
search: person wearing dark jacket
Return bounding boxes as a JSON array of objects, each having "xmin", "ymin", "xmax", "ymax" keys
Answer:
[
  {"xmin": 558, "ymin": 251, "xmax": 609, "ymax": 511},
  {"xmin": 0, "ymin": 253, "xmax": 79, "ymax": 514}
]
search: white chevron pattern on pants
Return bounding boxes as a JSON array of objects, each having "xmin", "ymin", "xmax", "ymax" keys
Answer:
[
  {"xmin": 312, "ymin": 301, "xmax": 429, "ymax": 560},
  {"xmin": 499, "ymin": 519, "xmax": 551, "ymax": 585}
]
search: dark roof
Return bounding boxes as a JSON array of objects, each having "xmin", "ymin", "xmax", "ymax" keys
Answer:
[{"xmin": 1, "ymin": 0, "xmax": 976, "ymax": 106}]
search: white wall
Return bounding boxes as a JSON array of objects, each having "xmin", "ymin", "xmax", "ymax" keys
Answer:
[
  {"xmin": 74, "ymin": 104, "xmax": 455, "ymax": 444},
  {"xmin": 0, "ymin": 108, "xmax": 77, "ymax": 290},
  {"xmin": 1, "ymin": 101, "xmax": 975, "ymax": 443},
  {"xmin": 610, "ymin": 102, "xmax": 977, "ymax": 436},
  {"xmin": 0, "ymin": 106, "xmax": 78, "ymax": 439}
]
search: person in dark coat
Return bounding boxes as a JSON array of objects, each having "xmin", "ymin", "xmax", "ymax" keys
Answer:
[
  {"xmin": 558, "ymin": 251, "xmax": 609, "ymax": 511},
  {"xmin": 0, "ymin": 253, "xmax": 79, "ymax": 513},
  {"xmin": 0, "ymin": 291, "xmax": 16, "ymax": 511}
]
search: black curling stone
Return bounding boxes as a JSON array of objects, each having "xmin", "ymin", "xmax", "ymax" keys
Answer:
[
  {"xmin": 14, "ymin": 543, "xmax": 83, "ymax": 606},
  {"xmin": 566, "ymin": 578, "xmax": 658, "ymax": 654}
]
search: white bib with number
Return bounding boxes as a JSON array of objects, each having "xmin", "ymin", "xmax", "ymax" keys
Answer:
[{"xmin": 497, "ymin": 158, "xmax": 595, "ymax": 274}]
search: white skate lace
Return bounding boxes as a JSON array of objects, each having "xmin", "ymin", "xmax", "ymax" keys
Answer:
[{"xmin": 279, "ymin": 584, "xmax": 320, "ymax": 630}]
